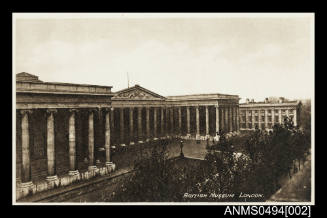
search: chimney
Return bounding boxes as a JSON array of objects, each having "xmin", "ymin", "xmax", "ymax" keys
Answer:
[
  {"xmin": 246, "ymin": 98, "xmax": 249, "ymax": 104},
  {"xmin": 279, "ymin": 97, "xmax": 284, "ymax": 103},
  {"xmin": 251, "ymin": 99, "xmax": 254, "ymax": 103},
  {"xmin": 264, "ymin": 98, "xmax": 269, "ymax": 103}
]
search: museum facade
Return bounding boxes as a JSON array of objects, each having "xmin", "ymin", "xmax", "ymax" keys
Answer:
[
  {"xmin": 15, "ymin": 73, "xmax": 302, "ymax": 200},
  {"xmin": 15, "ymin": 72, "xmax": 240, "ymax": 200}
]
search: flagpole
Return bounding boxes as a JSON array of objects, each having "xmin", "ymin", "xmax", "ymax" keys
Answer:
[{"xmin": 127, "ymin": 72, "xmax": 129, "ymax": 88}]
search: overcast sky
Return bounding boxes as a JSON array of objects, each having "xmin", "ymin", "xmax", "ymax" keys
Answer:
[{"xmin": 14, "ymin": 13, "xmax": 314, "ymax": 102}]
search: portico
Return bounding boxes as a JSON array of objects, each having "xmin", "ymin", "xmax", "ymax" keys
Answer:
[
  {"xmin": 166, "ymin": 94, "xmax": 240, "ymax": 140},
  {"xmin": 111, "ymin": 86, "xmax": 240, "ymax": 145},
  {"xmin": 16, "ymin": 72, "xmax": 116, "ymax": 199},
  {"xmin": 15, "ymin": 73, "xmax": 240, "ymax": 200}
]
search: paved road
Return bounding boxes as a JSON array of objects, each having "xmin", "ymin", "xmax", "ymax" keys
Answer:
[
  {"xmin": 268, "ymin": 153, "xmax": 311, "ymax": 202},
  {"xmin": 111, "ymin": 139, "xmax": 208, "ymax": 171}
]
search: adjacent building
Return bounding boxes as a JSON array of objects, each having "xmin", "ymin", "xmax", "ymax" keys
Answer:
[{"xmin": 239, "ymin": 97, "xmax": 302, "ymax": 130}]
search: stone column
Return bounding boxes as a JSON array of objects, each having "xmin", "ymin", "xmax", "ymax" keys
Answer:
[
  {"xmin": 286, "ymin": 109, "xmax": 289, "ymax": 118},
  {"xmin": 233, "ymin": 107, "xmax": 236, "ymax": 131},
  {"xmin": 232, "ymin": 107, "xmax": 236, "ymax": 132},
  {"xmin": 170, "ymin": 107, "xmax": 174, "ymax": 137},
  {"xmin": 68, "ymin": 109, "xmax": 79, "ymax": 176},
  {"xmin": 264, "ymin": 109, "xmax": 268, "ymax": 129},
  {"xmin": 119, "ymin": 108, "xmax": 125, "ymax": 146},
  {"xmin": 88, "ymin": 109, "xmax": 97, "ymax": 171},
  {"xmin": 110, "ymin": 108, "xmax": 114, "ymax": 129},
  {"xmin": 205, "ymin": 106, "xmax": 209, "ymax": 137},
  {"xmin": 252, "ymin": 110, "xmax": 255, "ymax": 129},
  {"xmin": 153, "ymin": 107, "xmax": 158, "ymax": 139},
  {"xmin": 245, "ymin": 109, "xmax": 249, "ymax": 129},
  {"xmin": 146, "ymin": 107, "xmax": 150, "ymax": 141},
  {"xmin": 271, "ymin": 109, "xmax": 275, "ymax": 126},
  {"xmin": 137, "ymin": 107, "xmax": 143, "ymax": 142},
  {"xmin": 215, "ymin": 105, "xmax": 219, "ymax": 134},
  {"xmin": 160, "ymin": 107, "xmax": 164, "ymax": 137},
  {"xmin": 221, "ymin": 108, "xmax": 225, "ymax": 131},
  {"xmin": 20, "ymin": 110, "xmax": 33, "ymax": 186},
  {"xmin": 236, "ymin": 107, "xmax": 240, "ymax": 131},
  {"xmin": 278, "ymin": 109, "xmax": 282, "ymax": 124},
  {"xmin": 186, "ymin": 106, "xmax": 190, "ymax": 137},
  {"xmin": 229, "ymin": 107, "xmax": 233, "ymax": 132},
  {"xmin": 166, "ymin": 107, "xmax": 169, "ymax": 136},
  {"xmin": 46, "ymin": 109, "xmax": 58, "ymax": 183},
  {"xmin": 225, "ymin": 107, "xmax": 229, "ymax": 132},
  {"xmin": 196, "ymin": 106, "xmax": 200, "ymax": 139},
  {"xmin": 104, "ymin": 108, "xmax": 112, "ymax": 165},
  {"xmin": 178, "ymin": 107, "xmax": 182, "ymax": 135},
  {"xmin": 293, "ymin": 108, "xmax": 298, "ymax": 126},
  {"xmin": 129, "ymin": 107, "xmax": 134, "ymax": 145},
  {"xmin": 258, "ymin": 110, "xmax": 261, "ymax": 130}
]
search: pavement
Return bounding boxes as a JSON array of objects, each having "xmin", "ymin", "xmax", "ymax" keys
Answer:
[
  {"xmin": 111, "ymin": 139, "xmax": 208, "ymax": 170},
  {"xmin": 268, "ymin": 152, "xmax": 312, "ymax": 202}
]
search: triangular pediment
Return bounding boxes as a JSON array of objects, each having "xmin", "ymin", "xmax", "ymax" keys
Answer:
[
  {"xmin": 16, "ymin": 72, "xmax": 43, "ymax": 82},
  {"xmin": 113, "ymin": 85, "xmax": 166, "ymax": 100}
]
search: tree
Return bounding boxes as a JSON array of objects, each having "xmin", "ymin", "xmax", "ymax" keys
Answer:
[{"xmin": 110, "ymin": 141, "xmax": 203, "ymax": 202}]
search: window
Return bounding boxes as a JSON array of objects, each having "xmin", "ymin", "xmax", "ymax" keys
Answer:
[{"xmin": 255, "ymin": 117, "xmax": 258, "ymax": 122}]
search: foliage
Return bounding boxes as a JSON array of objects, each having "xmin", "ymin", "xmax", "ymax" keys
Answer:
[
  {"xmin": 242, "ymin": 116, "xmax": 311, "ymax": 195},
  {"xmin": 108, "ymin": 109, "xmax": 311, "ymax": 202},
  {"xmin": 110, "ymin": 141, "xmax": 202, "ymax": 202}
]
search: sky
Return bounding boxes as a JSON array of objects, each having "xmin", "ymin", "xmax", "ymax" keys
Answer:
[{"xmin": 13, "ymin": 13, "xmax": 314, "ymax": 103}]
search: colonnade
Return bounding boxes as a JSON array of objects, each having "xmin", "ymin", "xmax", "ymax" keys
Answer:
[
  {"xmin": 18, "ymin": 104, "xmax": 240, "ymax": 188},
  {"xmin": 18, "ymin": 108, "xmax": 114, "ymax": 187},
  {"xmin": 111, "ymin": 104, "xmax": 240, "ymax": 145},
  {"xmin": 242, "ymin": 108, "xmax": 298, "ymax": 129}
]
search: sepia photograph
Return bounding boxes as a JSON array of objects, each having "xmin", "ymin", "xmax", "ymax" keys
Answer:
[{"xmin": 12, "ymin": 13, "xmax": 314, "ymax": 205}]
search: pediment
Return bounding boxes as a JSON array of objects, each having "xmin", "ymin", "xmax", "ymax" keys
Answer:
[
  {"xmin": 16, "ymin": 72, "xmax": 42, "ymax": 82},
  {"xmin": 113, "ymin": 85, "xmax": 165, "ymax": 100}
]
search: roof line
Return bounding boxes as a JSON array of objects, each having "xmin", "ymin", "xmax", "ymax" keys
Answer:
[
  {"xmin": 166, "ymin": 93, "xmax": 239, "ymax": 97},
  {"xmin": 16, "ymin": 81, "xmax": 113, "ymax": 89}
]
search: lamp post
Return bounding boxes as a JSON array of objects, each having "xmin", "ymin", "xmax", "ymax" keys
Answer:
[{"xmin": 180, "ymin": 140, "xmax": 184, "ymax": 158}]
